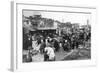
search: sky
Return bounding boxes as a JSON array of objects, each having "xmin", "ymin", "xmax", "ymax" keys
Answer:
[{"xmin": 23, "ymin": 10, "xmax": 91, "ymax": 25}]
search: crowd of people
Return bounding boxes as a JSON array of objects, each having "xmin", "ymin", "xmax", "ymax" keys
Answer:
[{"xmin": 23, "ymin": 25, "xmax": 91, "ymax": 62}]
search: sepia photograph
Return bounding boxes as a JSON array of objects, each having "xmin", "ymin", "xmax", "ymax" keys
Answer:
[{"xmin": 22, "ymin": 9, "xmax": 91, "ymax": 63}]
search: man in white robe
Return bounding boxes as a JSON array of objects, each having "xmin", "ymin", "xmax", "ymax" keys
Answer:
[{"xmin": 44, "ymin": 47, "xmax": 55, "ymax": 61}]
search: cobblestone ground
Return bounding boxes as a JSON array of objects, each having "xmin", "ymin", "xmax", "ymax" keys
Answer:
[
  {"xmin": 55, "ymin": 48, "xmax": 73, "ymax": 61},
  {"xmin": 32, "ymin": 53, "xmax": 44, "ymax": 62},
  {"xmin": 23, "ymin": 46, "xmax": 90, "ymax": 62}
]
